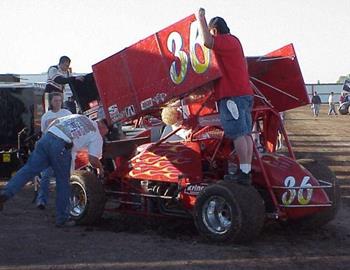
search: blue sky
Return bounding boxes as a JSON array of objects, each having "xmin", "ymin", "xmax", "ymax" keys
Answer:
[{"xmin": 0, "ymin": 0, "xmax": 349, "ymax": 83}]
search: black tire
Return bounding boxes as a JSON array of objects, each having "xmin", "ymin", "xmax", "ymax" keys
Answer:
[
  {"xmin": 338, "ymin": 102, "xmax": 350, "ymax": 115},
  {"xmin": 285, "ymin": 159, "xmax": 340, "ymax": 229},
  {"xmin": 194, "ymin": 181, "xmax": 265, "ymax": 243},
  {"xmin": 338, "ymin": 106, "xmax": 348, "ymax": 115},
  {"xmin": 70, "ymin": 170, "xmax": 106, "ymax": 225}
]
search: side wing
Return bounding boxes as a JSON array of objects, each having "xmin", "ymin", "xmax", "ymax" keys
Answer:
[
  {"xmin": 248, "ymin": 44, "xmax": 309, "ymax": 112},
  {"xmin": 92, "ymin": 15, "xmax": 221, "ymax": 124}
]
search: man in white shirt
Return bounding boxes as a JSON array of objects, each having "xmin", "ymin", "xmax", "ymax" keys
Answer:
[
  {"xmin": 0, "ymin": 114, "xmax": 109, "ymax": 227},
  {"xmin": 41, "ymin": 93, "xmax": 73, "ymax": 132},
  {"xmin": 43, "ymin": 56, "xmax": 83, "ymax": 111},
  {"xmin": 36, "ymin": 92, "xmax": 72, "ymax": 209},
  {"xmin": 328, "ymin": 92, "xmax": 338, "ymax": 115}
]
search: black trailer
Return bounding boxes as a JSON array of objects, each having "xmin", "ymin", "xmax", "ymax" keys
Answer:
[{"xmin": 0, "ymin": 82, "xmax": 44, "ymax": 179}]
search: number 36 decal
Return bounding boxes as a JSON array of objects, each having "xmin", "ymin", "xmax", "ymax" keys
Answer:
[
  {"xmin": 167, "ymin": 21, "xmax": 210, "ymax": 85},
  {"xmin": 281, "ymin": 176, "xmax": 314, "ymax": 205}
]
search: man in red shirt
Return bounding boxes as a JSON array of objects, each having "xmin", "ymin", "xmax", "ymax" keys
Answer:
[{"xmin": 196, "ymin": 8, "xmax": 254, "ymax": 184}]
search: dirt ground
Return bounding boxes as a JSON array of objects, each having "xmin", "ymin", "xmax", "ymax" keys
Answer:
[{"xmin": 1, "ymin": 104, "xmax": 350, "ymax": 270}]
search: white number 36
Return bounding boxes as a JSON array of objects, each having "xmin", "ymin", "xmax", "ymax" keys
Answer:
[
  {"xmin": 281, "ymin": 176, "xmax": 313, "ymax": 205},
  {"xmin": 167, "ymin": 21, "xmax": 210, "ymax": 85}
]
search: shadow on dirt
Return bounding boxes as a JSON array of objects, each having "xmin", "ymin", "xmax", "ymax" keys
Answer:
[
  {"xmin": 82, "ymin": 212, "xmax": 343, "ymax": 248},
  {"xmin": 89, "ymin": 214, "xmax": 200, "ymax": 242}
]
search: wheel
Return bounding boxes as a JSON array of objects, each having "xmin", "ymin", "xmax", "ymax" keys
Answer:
[
  {"xmin": 338, "ymin": 102, "xmax": 350, "ymax": 115},
  {"xmin": 194, "ymin": 181, "xmax": 265, "ymax": 243},
  {"xmin": 70, "ymin": 170, "xmax": 106, "ymax": 225},
  {"xmin": 286, "ymin": 159, "xmax": 340, "ymax": 229}
]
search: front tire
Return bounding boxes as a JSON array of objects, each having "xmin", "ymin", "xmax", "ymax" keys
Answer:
[
  {"xmin": 194, "ymin": 181, "xmax": 265, "ymax": 243},
  {"xmin": 70, "ymin": 171, "xmax": 106, "ymax": 225}
]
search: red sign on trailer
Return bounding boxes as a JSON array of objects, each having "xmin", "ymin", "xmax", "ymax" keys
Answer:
[{"xmin": 92, "ymin": 14, "xmax": 221, "ymax": 123}]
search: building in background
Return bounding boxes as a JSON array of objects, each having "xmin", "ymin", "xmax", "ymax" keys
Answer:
[
  {"xmin": 306, "ymin": 83, "xmax": 343, "ymax": 103},
  {"xmin": 1, "ymin": 74, "xmax": 346, "ymax": 104}
]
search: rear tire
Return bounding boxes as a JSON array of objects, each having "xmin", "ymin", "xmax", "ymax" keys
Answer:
[
  {"xmin": 194, "ymin": 181, "xmax": 265, "ymax": 243},
  {"xmin": 70, "ymin": 171, "xmax": 106, "ymax": 225},
  {"xmin": 286, "ymin": 159, "xmax": 340, "ymax": 229},
  {"xmin": 338, "ymin": 102, "xmax": 350, "ymax": 115}
]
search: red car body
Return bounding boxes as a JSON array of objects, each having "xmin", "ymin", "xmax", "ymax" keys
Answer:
[{"xmin": 71, "ymin": 14, "xmax": 338, "ymax": 242}]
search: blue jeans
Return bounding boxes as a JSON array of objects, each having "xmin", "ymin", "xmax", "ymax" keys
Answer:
[
  {"xmin": 219, "ymin": 95, "xmax": 253, "ymax": 139},
  {"xmin": 36, "ymin": 167, "xmax": 54, "ymax": 206},
  {"xmin": 2, "ymin": 133, "xmax": 72, "ymax": 225}
]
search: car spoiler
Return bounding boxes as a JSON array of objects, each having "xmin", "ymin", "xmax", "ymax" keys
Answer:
[{"xmin": 248, "ymin": 43, "xmax": 309, "ymax": 112}]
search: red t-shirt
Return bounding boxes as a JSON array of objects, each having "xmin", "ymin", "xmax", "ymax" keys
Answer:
[{"xmin": 212, "ymin": 34, "xmax": 253, "ymax": 100}]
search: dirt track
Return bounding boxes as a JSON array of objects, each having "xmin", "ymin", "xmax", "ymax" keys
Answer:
[{"xmin": 1, "ymin": 104, "xmax": 350, "ymax": 270}]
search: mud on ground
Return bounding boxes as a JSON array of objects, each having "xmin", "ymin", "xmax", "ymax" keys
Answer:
[{"xmin": 1, "ymin": 105, "xmax": 350, "ymax": 270}]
